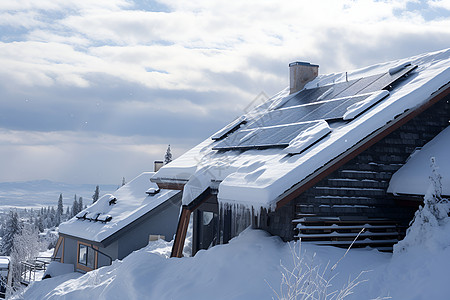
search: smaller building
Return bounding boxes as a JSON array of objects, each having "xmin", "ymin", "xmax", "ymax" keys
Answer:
[{"xmin": 54, "ymin": 172, "xmax": 181, "ymax": 273}]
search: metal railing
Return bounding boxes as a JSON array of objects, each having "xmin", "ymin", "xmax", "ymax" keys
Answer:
[{"xmin": 20, "ymin": 256, "xmax": 53, "ymax": 285}]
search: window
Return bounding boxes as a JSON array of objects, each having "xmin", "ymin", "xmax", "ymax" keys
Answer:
[
  {"xmin": 78, "ymin": 244, "xmax": 87, "ymax": 265},
  {"xmin": 77, "ymin": 242, "xmax": 96, "ymax": 271}
]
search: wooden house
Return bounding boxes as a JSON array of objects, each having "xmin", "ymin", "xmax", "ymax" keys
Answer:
[
  {"xmin": 151, "ymin": 49, "xmax": 450, "ymax": 257},
  {"xmin": 53, "ymin": 172, "xmax": 181, "ymax": 272}
]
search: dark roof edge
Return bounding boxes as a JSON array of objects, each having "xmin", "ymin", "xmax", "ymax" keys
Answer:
[
  {"xmin": 289, "ymin": 61, "xmax": 319, "ymax": 68},
  {"xmin": 275, "ymin": 81, "xmax": 450, "ymax": 210},
  {"xmin": 58, "ymin": 232, "xmax": 104, "ymax": 248}
]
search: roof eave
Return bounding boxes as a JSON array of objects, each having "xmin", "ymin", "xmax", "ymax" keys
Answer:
[
  {"xmin": 58, "ymin": 232, "xmax": 105, "ymax": 248},
  {"xmin": 150, "ymin": 177, "xmax": 187, "ymax": 190}
]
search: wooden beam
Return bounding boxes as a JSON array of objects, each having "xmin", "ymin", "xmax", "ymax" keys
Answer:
[
  {"xmin": 171, "ymin": 206, "xmax": 191, "ymax": 258},
  {"xmin": 170, "ymin": 188, "xmax": 214, "ymax": 257},
  {"xmin": 276, "ymin": 83, "xmax": 450, "ymax": 210},
  {"xmin": 156, "ymin": 182, "xmax": 185, "ymax": 190}
]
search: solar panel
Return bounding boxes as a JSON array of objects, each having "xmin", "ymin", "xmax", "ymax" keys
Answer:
[
  {"xmin": 332, "ymin": 74, "xmax": 383, "ymax": 98},
  {"xmin": 321, "ymin": 95, "xmax": 370, "ymax": 120},
  {"xmin": 279, "ymin": 65, "xmax": 416, "ymax": 109},
  {"xmin": 279, "ymin": 82, "xmax": 353, "ymax": 109},
  {"xmin": 357, "ymin": 64, "xmax": 417, "ymax": 94},
  {"xmin": 246, "ymin": 94, "xmax": 372, "ymax": 129},
  {"xmin": 212, "ymin": 64, "xmax": 416, "ymax": 151},
  {"xmin": 212, "ymin": 121, "xmax": 321, "ymax": 150},
  {"xmin": 211, "ymin": 116, "xmax": 246, "ymax": 140}
]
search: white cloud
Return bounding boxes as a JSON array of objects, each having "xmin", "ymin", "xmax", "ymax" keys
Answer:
[
  {"xmin": 428, "ymin": 0, "xmax": 450, "ymax": 10},
  {"xmin": 1, "ymin": 0, "xmax": 449, "ymax": 92},
  {"xmin": 0, "ymin": 129, "xmax": 193, "ymax": 184},
  {"xmin": 0, "ymin": 0, "xmax": 449, "ymax": 183}
]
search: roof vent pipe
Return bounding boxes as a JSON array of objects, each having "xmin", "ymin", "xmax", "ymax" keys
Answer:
[{"xmin": 289, "ymin": 62, "xmax": 319, "ymax": 94}]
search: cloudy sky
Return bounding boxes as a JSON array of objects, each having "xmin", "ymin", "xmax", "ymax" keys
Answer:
[{"xmin": 0, "ymin": 0, "xmax": 449, "ymax": 185}]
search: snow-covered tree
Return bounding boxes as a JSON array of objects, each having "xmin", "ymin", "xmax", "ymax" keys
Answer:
[
  {"xmin": 0, "ymin": 211, "xmax": 21, "ymax": 256},
  {"xmin": 78, "ymin": 197, "xmax": 83, "ymax": 213},
  {"xmin": 56, "ymin": 193, "xmax": 63, "ymax": 225},
  {"xmin": 92, "ymin": 185, "xmax": 100, "ymax": 203},
  {"xmin": 9, "ymin": 224, "xmax": 40, "ymax": 293},
  {"xmin": 71, "ymin": 194, "xmax": 79, "ymax": 217},
  {"xmin": 165, "ymin": 144, "xmax": 173, "ymax": 164},
  {"xmin": 394, "ymin": 157, "xmax": 450, "ymax": 253},
  {"xmin": 35, "ymin": 215, "xmax": 44, "ymax": 233}
]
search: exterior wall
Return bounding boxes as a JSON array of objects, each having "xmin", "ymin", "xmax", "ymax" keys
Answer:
[
  {"xmin": 116, "ymin": 196, "xmax": 181, "ymax": 259},
  {"xmin": 62, "ymin": 236, "xmax": 78, "ymax": 267},
  {"xmin": 60, "ymin": 236, "xmax": 113, "ymax": 273},
  {"xmin": 97, "ymin": 241, "xmax": 118, "ymax": 268},
  {"xmin": 261, "ymin": 92, "xmax": 450, "ymax": 241},
  {"xmin": 192, "ymin": 196, "xmax": 221, "ymax": 255},
  {"xmin": 259, "ymin": 201, "xmax": 295, "ymax": 242}
]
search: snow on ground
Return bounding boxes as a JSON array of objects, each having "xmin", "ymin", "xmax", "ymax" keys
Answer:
[{"xmin": 12, "ymin": 227, "xmax": 450, "ymax": 300}]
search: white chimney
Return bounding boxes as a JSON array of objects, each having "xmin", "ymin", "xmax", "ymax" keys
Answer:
[{"xmin": 289, "ymin": 62, "xmax": 319, "ymax": 94}]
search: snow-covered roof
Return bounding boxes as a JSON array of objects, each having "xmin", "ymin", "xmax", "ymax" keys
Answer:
[
  {"xmin": 152, "ymin": 48, "xmax": 450, "ymax": 211},
  {"xmin": 59, "ymin": 172, "xmax": 180, "ymax": 243},
  {"xmin": 388, "ymin": 125, "xmax": 450, "ymax": 196}
]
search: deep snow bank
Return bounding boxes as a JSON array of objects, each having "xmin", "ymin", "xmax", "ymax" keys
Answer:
[{"xmin": 14, "ymin": 228, "xmax": 450, "ymax": 300}]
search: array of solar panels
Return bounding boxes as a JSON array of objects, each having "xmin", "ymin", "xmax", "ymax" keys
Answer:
[{"xmin": 212, "ymin": 64, "xmax": 417, "ymax": 151}]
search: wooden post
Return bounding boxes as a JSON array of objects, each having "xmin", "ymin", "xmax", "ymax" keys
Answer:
[
  {"xmin": 171, "ymin": 206, "xmax": 192, "ymax": 258},
  {"xmin": 170, "ymin": 188, "xmax": 214, "ymax": 257}
]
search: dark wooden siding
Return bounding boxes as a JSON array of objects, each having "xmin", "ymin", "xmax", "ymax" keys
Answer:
[{"xmin": 260, "ymin": 93, "xmax": 450, "ymax": 241}]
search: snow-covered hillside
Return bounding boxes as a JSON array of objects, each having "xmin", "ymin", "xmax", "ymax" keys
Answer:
[
  {"xmin": 14, "ymin": 227, "xmax": 450, "ymax": 300},
  {"xmin": 0, "ymin": 180, "xmax": 117, "ymax": 210}
]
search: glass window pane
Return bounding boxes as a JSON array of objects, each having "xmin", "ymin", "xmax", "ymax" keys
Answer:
[
  {"xmin": 78, "ymin": 244, "xmax": 87, "ymax": 265},
  {"xmin": 87, "ymin": 247, "xmax": 95, "ymax": 269}
]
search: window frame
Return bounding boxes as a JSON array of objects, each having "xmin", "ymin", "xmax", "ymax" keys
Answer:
[{"xmin": 76, "ymin": 241, "xmax": 98, "ymax": 272}]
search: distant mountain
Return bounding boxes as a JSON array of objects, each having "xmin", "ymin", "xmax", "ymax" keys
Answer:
[{"xmin": 0, "ymin": 180, "xmax": 118, "ymax": 210}]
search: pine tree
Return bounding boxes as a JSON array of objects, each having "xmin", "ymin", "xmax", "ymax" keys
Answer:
[
  {"xmin": 394, "ymin": 157, "xmax": 450, "ymax": 253},
  {"xmin": 71, "ymin": 194, "xmax": 79, "ymax": 217},
  {"xmin": 92, "ymin": 185, "xmax": 100, "ymax": 203},
  {"xmin": 56, "ymin": 193, "xmax": 63, "ymax": 225},
  {"xmin": 122, "ymin": 177, "xmax": 126, "ymax": 187},
  {"xmin": 78, "ymin": 197, "xmax": 83, "ymax": 213},
  {"xmin": 164, "ymin": 144, "xmax": 173, "ymax": 164},
  {"xmin": 36, "ymin": 216, "xmax": 44, "ymax": 233},
  {"xmin": 0, "ymin": 211, "xmax": 21, "ymax": 256}
]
